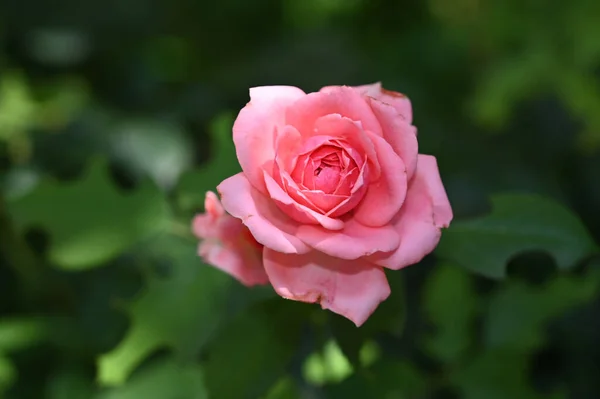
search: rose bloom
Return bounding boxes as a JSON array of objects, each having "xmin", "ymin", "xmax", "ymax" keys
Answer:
[{"xmin": 192, "ymin": 83, "xmax": 453, "ymax": 326}]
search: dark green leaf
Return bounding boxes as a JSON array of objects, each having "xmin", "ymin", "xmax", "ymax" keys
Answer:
[
  {"xmin": 46, "ymin": 366, "xmax": 95, "ymax": 399},
  {"xmin": 0, "ymin": 317, "xmax": 49, "ymax": 352},
  {"xmin": 437, "ymin": 194, "xmax": 597, "ymax": 279},
  {"xmin": 325, "ymin": 360, "xmax": 427, "ymax": 399},
  {"xmin": 203, "ymin": 300, "xmax": 309, "ymax": 399},
  {"xmin": 484, "ymin": 270, "xmax": 600, "ymax": 350},
  {"xmin": 451, "ymin": 349, "xmax": 565, "ymax": 399},
  {"xmin": 0, "ymin": 354, "xmax": 17, "ymax": 393}
]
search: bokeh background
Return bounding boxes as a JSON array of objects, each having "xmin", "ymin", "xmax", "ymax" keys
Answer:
[{"xmin": 1, "ymin": 0, "xmax": 600, "ymax": 398}]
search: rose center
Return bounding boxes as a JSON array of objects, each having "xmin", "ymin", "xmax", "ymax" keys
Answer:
[{"xmin": 313, "ymin": 161, "xmax": 341, "ymax": 193}]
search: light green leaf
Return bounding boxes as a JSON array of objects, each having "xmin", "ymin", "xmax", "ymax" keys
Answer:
[
  {"xmin": 96, "ymin": 358, "xmax": 207, "ymax": 399},
  {"xmin": 303, "ymin": 339, "xmax": 354, "ymax": 386},
  {"xmin": 0, "ymin": 72, "xmax": 36, "ymax": 141},
  {"xmin": 436, "ymin": 194, "xmax": 597, "ymax": 279},
  {"xmin": 422, "ymin": 263, "xmax": 479, "ymax": 363},
  {"xmin": 176, "ymin": 112, "xmax": 240, "ymax": 211},
  {"xmin": 7, "ymin": 158, "xmax": 170, "ymax": 270},
  {"xmin": 97, "ymin": 235, "xmax": 232, "ymax": 386},
  {"xmin": 110, "ymin": 119, "xmax": 194, "ymax": 191}
]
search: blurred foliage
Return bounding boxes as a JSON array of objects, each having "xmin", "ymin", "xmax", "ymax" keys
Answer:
[{"xmin": 1, "ymin": 0, "xmax": 600, "ymax": 398}]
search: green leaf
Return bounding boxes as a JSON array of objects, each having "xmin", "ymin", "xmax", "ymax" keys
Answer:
[
  {"xmin": 7, "ymin": 158, "xmax": 170, "ymax": 270},
  {"xmin": 484, "ymin": 271, "xmax": 600, "ymax": 351},
  {"xmin": 422, "ymin": 263, "xmax": 479, "ymax": 363},
  {"xmin": 203, "ymin": 299, "xmax": 309, "ymax": 399},
  {"xmin": 175, "ymin": 112, "xmax": 240, "ymax": 211},
  {"xmin": 436, "ymin": 194, "xmax": 597, "ymax": 279},
  {"xmin": 97, "ymin": 235, "xmax": 232, "ymax": 386},
  {"xmin": 96, "ymin": 357, "xmax": 207, "ymax": 399},
  {"xmin": 451, "ymin": 349, "xmax": 566, "ymax": 399}
]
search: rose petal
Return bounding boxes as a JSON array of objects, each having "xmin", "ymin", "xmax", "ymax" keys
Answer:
[
  {"xmin": 300, "ymin": 190, "xmax": 346, "ymax": 212},
  {"xmin": 325, "ymin": 161, "xmax": 369, "ymax": 217},
  {"xmin": 274, "ymin": 164, "xmax": 325, "ymax": 212},
  {"xmin": 370, "ymin": 155, "xmax": 453, "ymax": 269},
  {"xmin": 296, "ymin": 218, "xmax": 400, "ymax": 259},
  {"xmin": 353, "ymin": 132, "xmax": 408, "ymax": 227},
  {"xmin": 218, "ymin": 173, "xmax": 310, "ymax": 254},
  {"xmin": 286, "ymin": 86, "xmax": 382, "ymax": 137},
  {"xmin": 233, "ymin": 86, "xmax": 306, "ymax": 193},
  {"xmin": 191, "ymin": 192, "xmax": 268, "ymax": 286},
  {"xmin": 197, "ymin": 235, "xmax": 268, "ymax": 286},
  {"xmin": 367, "ymin": 97, "xmax": 419, "ymax": 180},
  {"xmin": 274, "ymin": 125, "xmax": 303, "ymax": 172},
  {"xmin": 263, "ymin": 248, "xmax": 391, "ymax": 327},
  {"xmin": 263, "ymin": 170, "xmax": 345, "ymax": 230}
]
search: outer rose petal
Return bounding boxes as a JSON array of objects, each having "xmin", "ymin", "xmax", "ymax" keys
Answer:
[
  {"xmin": 192, "ymin": 192, "xmax": 268, "ymax": 286},
  {"xmin": 367, "ymin": 97, "xmax": 418, "ymax": 180},
  {"xmin": 233, "ymin": 86, "xmax": 306, "ymax": 193},
  {"xmin": 352, "ymin": 82, "xmax": 413, "ymax": 124},
  {"xmin": 263, "ymin": 248, "xmax": 391, "ymax": 326},
  {"xmin": 218, "ymin": 173, "xmax": 310, "ymax": 254},
  {"xmin": 353, "ymin": 132, "xmax": 408, "ymax": 227},
  {"xmin": 296, "ymin": 218, "xmax": 400, "ymax": 259},
  {"xmin": 370, "ymin": 155, "xmax": 453, "ymax": 269},
  {"xmin": 285, "ymin": 86, "xmax": 382, "ymax": 137}
]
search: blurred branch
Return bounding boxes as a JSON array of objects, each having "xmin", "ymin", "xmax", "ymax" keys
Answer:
[{"xmin": 169, "ymin": 221, "xmax": 195, "ymax": 242}]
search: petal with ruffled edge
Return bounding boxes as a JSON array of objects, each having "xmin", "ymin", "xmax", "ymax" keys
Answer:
[
  {"xmin": 369, "ymin": 154, "xmax": 453, "ymax": 269},
  {"xmin": 352, "ymin": 132, "xmax": 408, "ymax": 227},
  {"xmin": 350, "ymin": 82, "xmax": 413, "ymax": 124},
  {"xmin": 218, "ymin": 173, "xmax": 310, "ymax": 254},
  {"xmin": 263, "ymin": 248, "xmax": 391, "ymax": 327},
  {"xmin": 233, "ymin": 86, "xmax": 306, "ymax": 194}
]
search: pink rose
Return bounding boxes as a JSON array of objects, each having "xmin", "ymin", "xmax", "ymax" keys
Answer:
[
  {"xmin": 192, "ymin": 191, "xmax": 268, "ymax": 286},
  {"xmin": 194, "ymin": 83, "xmax": 453, "ymax": 326}
]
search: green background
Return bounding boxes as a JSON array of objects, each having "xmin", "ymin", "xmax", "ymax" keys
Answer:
[{"xmin": 1, "ymin": 0, "xmax": 600, "ymax": 398}]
